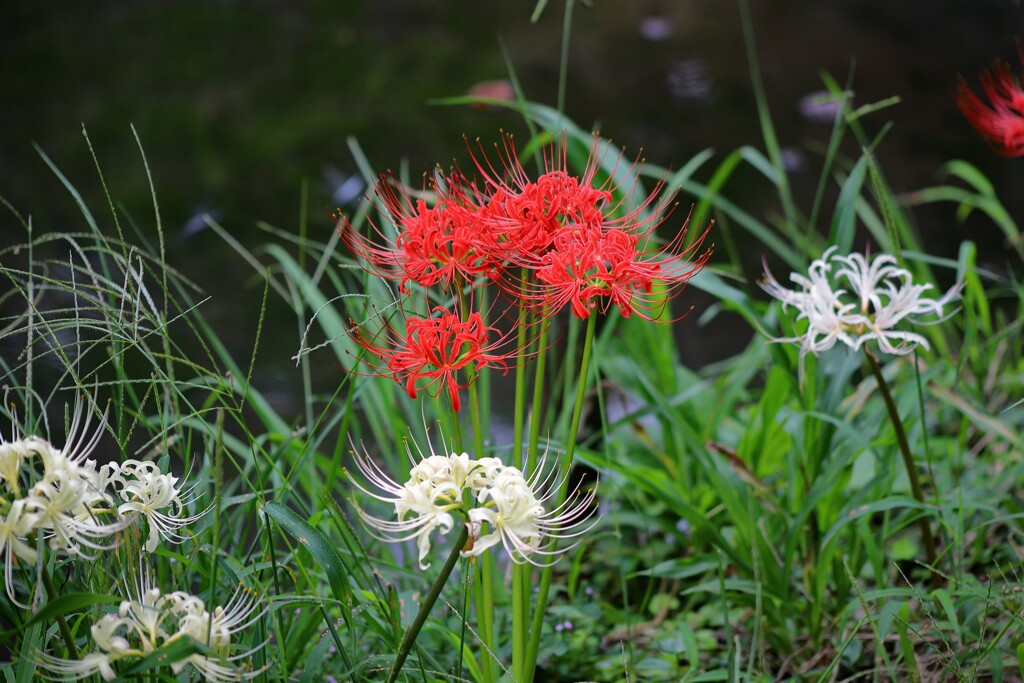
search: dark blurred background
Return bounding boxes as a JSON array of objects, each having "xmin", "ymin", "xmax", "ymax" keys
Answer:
[{"xmin": 2, "ymin": 0, "xmax": 1022, "ymax": 404}]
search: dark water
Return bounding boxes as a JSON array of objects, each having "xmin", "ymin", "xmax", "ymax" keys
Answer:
[{"xmin": 2, "ymin": 0, "xmax": 1022, "ymax": 412}]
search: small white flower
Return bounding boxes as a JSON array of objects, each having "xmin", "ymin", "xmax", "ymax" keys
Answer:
[
  {"xmin": 761, "ymin": 247, "xmax": 960, "ymax": 364},
  {"xmin": 38, "ymin": 566, "xmax": 267, "ymax": 681},
  {"xmin": 349, "ymin": 440, "xmax": 467, "ymax": 569},
  {"xmin": 464, "ymin": 463, "xmax": 597, "ymax": 567},
  {"xmin": 110, "ymin": 460, "xmax": 209, "ymax": 553}
]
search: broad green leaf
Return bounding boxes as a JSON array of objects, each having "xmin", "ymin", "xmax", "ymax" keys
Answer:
[{"xmin": 263, "ymin": 500, "xmax": 352, "ymax": 606}]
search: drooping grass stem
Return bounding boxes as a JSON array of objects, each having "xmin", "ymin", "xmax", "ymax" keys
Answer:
[
  {"xmin": 385, "ymin": 525, "xmax": 469, "ymax": 683},
  {"xmin": 525, "ymin": 312, "xmax": 597, "ymax": 683},
  {"xmin": 864, "ymin": 352, "xmax": 939, "ymax": 581}
]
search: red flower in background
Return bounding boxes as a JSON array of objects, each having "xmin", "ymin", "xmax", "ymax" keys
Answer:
[
  {"xmin": 957, "ymin": 47, "xmax": 1024, "ymax": 157},
  {"xmin": 341, "ymin": 173, "xmax": 504, "ymax": 292},
  {"xmin": 349, "ymin": 306, "xmax": 510, "ymax": 411}
]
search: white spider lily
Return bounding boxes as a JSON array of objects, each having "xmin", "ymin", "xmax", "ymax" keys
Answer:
[
  {"xmin": 110, "ymin": 460, "xmax": 209, "ymax": 552},
  {"xmin": 349, "ymin": 442, "xmax": 465, "ymax": 569},
  {"xmin": 465, "ymin": 462, "xmax": 597, "ymax": 567},
  {"xmin": 761, "ymin": 247, "xmax": 960, "ymax": 364},
  {"xmin": 0, "ymin": 398, "xmax": 124, "ymax": 605},
  {"xmin": 349, "ymin": 437, "xmax": 596, "ymax": 568},
  {"xmin": 0, "ymin": 393, "xmax": 208, "ymax": 604},
  {"xmin": 38, "ymin": 566, "xmax": 267, "ymax": 681}
]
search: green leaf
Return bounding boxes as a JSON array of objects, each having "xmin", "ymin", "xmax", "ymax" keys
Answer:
[
  {"xmin": 263, "ymin": 500, "xmax": 352, "ymax": 606},
  {"xmin": 932, "ymin": 589, "xmax": 959, "ymax": 634},
  {"xmin": 828, "ymin": 153, "xmax": 868, "ymax": 254}
]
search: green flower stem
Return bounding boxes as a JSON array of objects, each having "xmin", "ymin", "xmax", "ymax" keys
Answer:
[
  {"xmin": 525, "ymin": 312, "xmax": 597, "ymax": 683},
  {"xmin": 42, "ymin": 566, "xmax": 79, "ymax": 660},
  {"xmin": 450, "ymin": 402, "xmax": 464, "ymax": 454},
  {"xmin": 467, "ymin": 377, "xmax": 495, "ymax": 683},
  {"xmin": 865, "ymin": 352, "xmax": 938, "ymax": 578},
  {"xmin": 510, "ymin": 278, "xmax": 533, "ymax": 681},
  {"xmin": 386, "ymin": 525, "xmax": 470, "ymax": 683},
  {"xmin": 512, "ymin": 274, "xmax": 531, "ymax": 470},
  {"xmin": 514, "ymin": 309, "xmax": 552, "ymax": 681},
  {"xmin": 526, "ymin": 311, "xmax": 552, "ymax": 476},
  {"xmin": 478, "ymin": 283, "xmax": 492, "ymax": 432},
  {"xmin": 512, "ymin": 565, "xmax": 526, "ymax": 679}
]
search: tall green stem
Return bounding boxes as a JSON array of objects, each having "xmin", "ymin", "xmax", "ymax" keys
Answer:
[
  {"xmin": 512, "ymin": 276, "xmax": 531, "ymax": 469},
  {"xmin": 525, "ymin": 312, "xmax": 597, "ymax": 683},
  {"xmin": 526, "ymin": 312, "xmax": 552, "ymax": 476},
  {"xmin": 510, "ymin": 286, "xmax": 532, "ymax": 681},
  {"xmin": 467, "ymin": 377, "xmax": 495, "ymax": 683},
  {"xmin": 865, "ymin": 353, "xmax": 938, "ymax": 580},
  {"xmin": 514, "ymin": 310, "xmax": 552, "ymax": 681},
  {"xmin": 386, "ymin": 526, "xmax": 470, "ymax": 683}
]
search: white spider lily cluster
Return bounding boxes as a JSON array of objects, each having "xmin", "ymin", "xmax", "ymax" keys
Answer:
[
  {"xmin": 351, "ymin": 440, "xmax": 596, "ymax": 569},
  {"xmin": 38, "ymin": 568, "xmax": 266, "ymax": 682},
  {"xmin": 109, "ymin": 460, "xmax": 207, "ymax": 553},
  {"xmin": 0, "ymin": 397, "xmax": 207, "ymax": 604},
  {"xmin": 761, "ymin": 247, "xmax": 961, "ymax": 361}
]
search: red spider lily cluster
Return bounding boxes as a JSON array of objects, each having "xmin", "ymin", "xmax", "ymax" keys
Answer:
[
  {"xmin": 341, "ymin": 134, "xmax": 713, "ymax": 410},
  {"xmin": 957, "ymin": 46, "xmax": 1024, "ymax": 157}
]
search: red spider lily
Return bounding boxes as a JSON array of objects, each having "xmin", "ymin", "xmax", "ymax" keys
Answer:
[
  {"xmin": 341, "ymin": 173, "xmax": 504, "ymax": 292},
  {"xmin": 467, "ymin": 133, "xmax": 712, "ymax": 320},
  {"xmin": 467, "ymin": 133, "xmax": 663, "ymax": 260},
  {"xmin": 481, "ymin": 171, "xmax": 612, "ymax": 257},
  {"xmin": 349, "ymin": 305, "xmax": 511, "ymax": 411},
  {"xmin": 516, "ymin": 215, "xmax": 712, "ymax": 320},
  {"xmin": 957, "ymin": 47, "xmax": 1024, "ymax": 157}
]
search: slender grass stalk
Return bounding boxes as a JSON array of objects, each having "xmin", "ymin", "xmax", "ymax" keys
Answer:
[
  {"xmin": 525, "ymin": 312, "xmax": 597, "ymax": 683},
  {"xmin": 864, "ymin": 352, "xmax": 938, "ymax": 581},
  {"xmin": 386, "ymin": 526, "xmax": 470, "ymax": 683}
]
